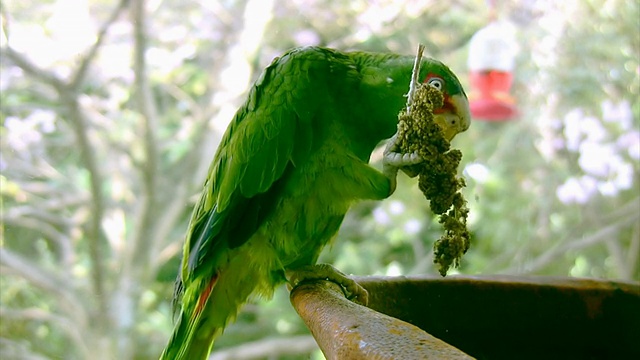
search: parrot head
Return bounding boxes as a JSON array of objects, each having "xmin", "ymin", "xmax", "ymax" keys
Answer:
[{"xmin": 422, "ymin": 68, "xmax": 471, "ymax": 141}]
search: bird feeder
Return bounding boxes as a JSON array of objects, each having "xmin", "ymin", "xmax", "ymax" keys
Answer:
[
  {"xmin": 467, "ymin": 21, "xmax": 518, "ymax": 121},
  {"xmin": 290, "ymin": 275, "xmax": 640, "ymax": 359}
]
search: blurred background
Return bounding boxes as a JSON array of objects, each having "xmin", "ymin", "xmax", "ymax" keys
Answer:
[{"xmin": 1, "ymin": 0, "xmax": 638, "ymax": 359}]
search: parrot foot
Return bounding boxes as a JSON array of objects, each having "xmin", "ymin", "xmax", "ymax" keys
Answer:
[
  {"xmin": 383, "ymin": 149, "xmax": 423, "ymax": 167},
  {"xmin": 287, "ymin": 264, "xmax": 369, "ymax": 306},
  {"xmin": 383, "ymin": 134, "xmax": 423, "ymax": 168},
  {"xmin": 382, "ymin": 134, "xmax": 425, "ymax": 194}
]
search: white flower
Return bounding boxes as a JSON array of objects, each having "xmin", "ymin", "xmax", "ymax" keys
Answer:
[
  {"xmin": 598, "ymin": 181, "xmax": 618, "ymax": 197},
  {"xmin": 4, "ymin": 111, "xmax": 56, "ymax": 151},
  {"xmin": 388, "ymin": 200, "xmax": 405, "ymax": 215},
  {"xmin": 556, "ymin": 176, "xmax": 597, "ymax": 204},
  {"xmin": 581, "ymin": 116, "xmax": 607, "ymax": 143},
  {"xmin": 617, "ymin": 131, "xmax": 640, "ymax": 160},
  {"xmin": 578, "ymin": 141, "xmax": 617, "ymax": 177},
  {"xmin": 403, "ymin": 219, "xmax": 422, "ymax": 235},
  {"xmin": 464, "ymin": 162, "xmax": 490, "ymax": 184},
  {"xmin": 601, "ymin": 99, "xmax": 633, "ymax": 130},
  {"xmin": 563, "ymin": 109, "xmax": 584, "ymax": 152},
  {"xmin": 373, "ymin": 207, "xmax": 390, "ymax": 225},
  {"xmin": 612, "ymin": 162, "xmax": 634, "ymax": 191}
]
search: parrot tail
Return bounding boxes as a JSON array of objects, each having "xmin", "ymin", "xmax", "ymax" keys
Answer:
[
  {"xmin": 159, "ymin": 250, "xmax": 274, "ymax": 360},
  {"xmin": 159, "ymin": 309, "xmax": 217, "ymax": 360},
  {"xmin": 159, "ymin": 276, "xmax": 221, "ymax": 360}
]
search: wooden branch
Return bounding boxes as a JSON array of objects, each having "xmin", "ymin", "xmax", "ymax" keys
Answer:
[
  {"xmin": 1, "ymin": 215, "xmax": 74, "ymax": 269},
  {"xmin": 5, "ymin": 155, "xmax": 69, "ymax": 185},
  {"xmin": 290, "ymin": 280, "xmax": 473, "ymax": 360},
  {"xmin": 60, "ymin": 92, "xmax": 109, "ymax": 321},
  {"xmin": 1, "ymin": 6, "xmax": 64, "ymax": 92},
  {"xmin": 69, "ymin": 0, "xmax": 131, "ymax": 90},
  {"xmin": 1, "ymin": 46, "xmax": 65, "ymax": 91},
  {"xmin": 602, "ymin": 196, "xmax": 640, "ymax": 223},
  {"xmin": 162, "ymin": 83, "xmax": 206, "ymax": 122},
  {"xmin": 209, "ymin": 336, "xmax": 318, "ymax": 360},
  {"xmin": 0, "ymin": 307, "xmax": 90, "ymax": 358},
  {"xmin": 0, "ymin": 338, "xmax": 50, "ymax": 360},
  {"xmin": 128, "ymin": 0, "xmax": 161, "ymax": 274},
  {"xmin": 605, "ymin": 236, "xmax": 627, "ymax": 279},
  {"xmin": 5, "ymin": 193, "xmax": 88, "ymax": 213},
  {"xmin": 147, "ymin": 184, "xmax": 189, "ymax": 274},
  {"xmin": 150, "ymin": 112, "xmax": 221, "ymax": 274},
  {"xmin": 4, "ymin": 205, "xmax": 74, "ymax": 228},
  {"xmin": 0, "ymin": 248, "xmax": 87, "ymax": 328},
  {"xmin": 626, "ymin": 222, "xmax": 640, "ymax": 278},
  {"xmin": 146, "ymin": 113, "xmax": 217, "ymax": 274},
  {"xmin": 0, "ymin": 248, "xmax": 68, "ymax": 296},
  {"xmin": 511, "ymin": 212, "xmax": 639, "ymax": 274}
]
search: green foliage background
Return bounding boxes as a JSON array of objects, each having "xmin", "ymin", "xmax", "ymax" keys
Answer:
[{"xmin": 1, "ymin": 0, "xmax": 638, "ymax": 359}]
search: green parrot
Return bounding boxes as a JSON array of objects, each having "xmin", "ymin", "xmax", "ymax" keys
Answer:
[{"xmin": 160, "ymin": 46, "xmax": 470, "ymax": 360}]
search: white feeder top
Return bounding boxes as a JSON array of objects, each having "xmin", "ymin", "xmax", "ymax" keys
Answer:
[{"xmin": 468, "ymin": 21, "xmax": 518, "ymax": 72}]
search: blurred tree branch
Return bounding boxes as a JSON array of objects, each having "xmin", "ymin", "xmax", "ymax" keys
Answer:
[
  {"xmin": 0, "ymin": 248, "xmax": 87, "ymax": 329},
  {"xmin": 5, "ymin": 193, "xmax": 89, "ymax": 214},
  {"xmin": 510, "ymin": 209, "xmax": 639, "ymax": 276},
  {"xmin": 0, "ymin": 307, "xmax": 90, "ymax": 358},
  {"xmin": 627, "ymin": 223, "xmax": 640, "ymax": 274},
  {"xmin": 0, "ymin": 338, "xmax": 50, "ymax": 360},
  {"xmin": 60, "ymin": 91, "xmax": 110, "ymax": 322},
  {"xmin": 1, "ymin": 46, "xmax": 65, "ymax": 92},
  {"xmin": 128, "ymin": 0, "xmax": 160, "ymax": 274},
  {"xmin": 209, "ymin": 336, "xmax": 318, "ymax": 360},
  {"xmin": 69, "ymin": 0, "xmax": 131, "ymax": 90},
  {"xmin": 1, "ymin": 215, "xmax": 74, "ymax": 268}
]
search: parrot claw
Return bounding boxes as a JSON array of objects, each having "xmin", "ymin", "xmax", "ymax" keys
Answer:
[
  {"xmin": 383, "ymin": 151, "xmax": 423, "ymax": 167},
  {"xmin": 287, "ymin": 264, "xmax": 369, "ymax": 306},
  {"xmin": 382, "ymin": 134, "xmax": 424, "ymax": 168},
  {"xmin": 382, "ymin": 134, "xmax": 425, "ymax": 194}
]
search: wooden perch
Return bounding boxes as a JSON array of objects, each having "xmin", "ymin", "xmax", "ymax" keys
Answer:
[
  {"xmin": 290, "ymin": 275, "xmax": 640, "ymax": 360},
  {"xmin": 289, "ymin": 279, "xmax": 473, "ymax": 360}
]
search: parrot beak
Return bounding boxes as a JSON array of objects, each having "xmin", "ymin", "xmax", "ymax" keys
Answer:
[{"xmin": 433, "ymin": 93, "xmax": 471, "ymax": 141}]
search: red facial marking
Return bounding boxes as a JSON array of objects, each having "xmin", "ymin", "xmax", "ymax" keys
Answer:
[
  {"xmin": 423, "ymin": 73, "xmax": 451, "ymax": 114},
  {"xmin": 434, "ymin": 95, "xmax": 455, "ymax": 114},
  {"xmin": 423, "ymin": 73, "xmax": 439, "ymax": 83}
]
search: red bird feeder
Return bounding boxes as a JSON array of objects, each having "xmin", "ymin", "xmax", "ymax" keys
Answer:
[{"xmin": 467, "ymin": 21, "xmax": 518, "ymax": 121}]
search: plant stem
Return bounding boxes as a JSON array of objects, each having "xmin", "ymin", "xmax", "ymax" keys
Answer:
[{"xmin": 406, "ymin": 43, "xmax": 425, "ymax": 114}]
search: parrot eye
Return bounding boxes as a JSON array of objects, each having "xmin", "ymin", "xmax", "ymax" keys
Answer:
[{"xmin": 427, "ymin": 77, "xmax": 444, "ymax": 91}]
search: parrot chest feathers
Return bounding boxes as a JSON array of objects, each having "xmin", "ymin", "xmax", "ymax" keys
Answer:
[{"xmin": 257, "ymin": 136, "xmax": 360, "ymax": 268}]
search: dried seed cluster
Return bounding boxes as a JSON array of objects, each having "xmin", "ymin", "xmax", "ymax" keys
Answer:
[{"xmin": 397, "ymin": 83, "xmax": 470, "ymax": 276}]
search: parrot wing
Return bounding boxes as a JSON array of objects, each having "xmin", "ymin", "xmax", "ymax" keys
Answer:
[{"xmin": 182, "ymin": 47, "xmax": 348, "ymax": 283}]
